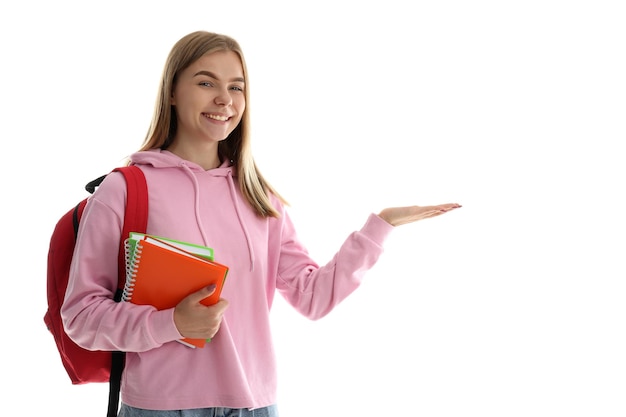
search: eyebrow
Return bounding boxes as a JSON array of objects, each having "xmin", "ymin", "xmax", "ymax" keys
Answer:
[{"xmin": 193, "ymin": 70, "xmax": 245, "ymax": 84}]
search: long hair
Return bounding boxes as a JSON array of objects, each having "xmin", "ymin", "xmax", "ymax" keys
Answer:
[{"xmin": 139, "ymin": 31, "xmax": 286, "ymax": 217}]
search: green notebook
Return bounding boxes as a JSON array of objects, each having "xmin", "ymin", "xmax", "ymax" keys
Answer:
[{"xmin": 126, "ymin": 232, "xmax": 214, "ymax": 264}]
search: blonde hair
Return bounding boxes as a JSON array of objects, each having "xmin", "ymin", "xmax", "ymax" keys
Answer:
[{"xmin": 139, "ymin": 30, "xmax": 286, "ymax": 217}]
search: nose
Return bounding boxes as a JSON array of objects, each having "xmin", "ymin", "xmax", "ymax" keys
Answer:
[{"xmin": 214, "ymin": 87, "xmax": 233, "ymax": 106}]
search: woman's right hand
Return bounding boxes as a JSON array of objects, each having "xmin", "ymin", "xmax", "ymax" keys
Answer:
[{"xmin": 173, "ymin": 285, "xmax": 229, "ymax": 340}]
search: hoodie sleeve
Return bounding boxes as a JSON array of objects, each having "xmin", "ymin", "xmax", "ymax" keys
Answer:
[
  {"xmin": 275, "ymin": 211, "xmax": 394, "ymax": 320},
  {"xmin": 60, "ymin": 172, "xmax": 183, "ymax": 352}
]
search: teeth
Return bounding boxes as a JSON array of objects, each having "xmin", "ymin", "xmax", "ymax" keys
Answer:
[{"xmin": 206, "ymin": 114, "xmax": 228, "ymax": 121}]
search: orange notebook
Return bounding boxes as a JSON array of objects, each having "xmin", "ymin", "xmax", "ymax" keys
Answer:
[{"xmin": 123, "ymin": 235, "xmax": 229, "ymax": 348}]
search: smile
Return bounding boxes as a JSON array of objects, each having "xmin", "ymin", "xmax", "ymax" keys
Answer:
[{"xmin": 204, "ymin": 113, "xmax": 229, "ymax": 122}]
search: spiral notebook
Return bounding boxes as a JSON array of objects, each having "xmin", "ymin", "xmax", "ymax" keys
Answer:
[
  {"xmin": 127, "ymin": 232, "xmax": 214, "ymax": 261},
  {"xmin": 123, "ymin": 234, "xmax": 228, "ymax": 348}
]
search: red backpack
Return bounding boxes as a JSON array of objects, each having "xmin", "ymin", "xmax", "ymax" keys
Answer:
[{"xmin": 44, "ymin": 166, "xmax": 148, "ymax": 417}]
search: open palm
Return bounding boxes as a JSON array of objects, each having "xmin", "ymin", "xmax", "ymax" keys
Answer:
[{"xmin": 378, "ymin": 203, "xmax": 461, "ymax": 226}]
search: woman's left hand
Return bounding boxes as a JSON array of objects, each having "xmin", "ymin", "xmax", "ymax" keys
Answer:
[{"xmin": 378, "ymin": 203, "xmax": 461, "ymax": 227}]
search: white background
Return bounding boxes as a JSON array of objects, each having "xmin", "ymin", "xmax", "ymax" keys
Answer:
[{"xmin": 1, "ymin": 1, "xmax": 625, "ymax": 416}]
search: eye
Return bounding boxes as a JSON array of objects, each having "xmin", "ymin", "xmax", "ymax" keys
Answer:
[
  {"xmin": 229, "ymin": 85, "xmax": 244, "ymax": 92},
  {"xmin": 199, "ymin": 81, "xmax": 214, "ymax": 87}
]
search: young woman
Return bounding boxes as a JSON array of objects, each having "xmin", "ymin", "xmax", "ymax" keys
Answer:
[{"xmin": 61, "ymin": 31, "xmax": 461, "ymax": 417}]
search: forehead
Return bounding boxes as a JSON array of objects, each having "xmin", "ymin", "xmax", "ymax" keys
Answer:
[{"xmin": 186, "ymin": 50, "xmax": 244, "ymax": 79}]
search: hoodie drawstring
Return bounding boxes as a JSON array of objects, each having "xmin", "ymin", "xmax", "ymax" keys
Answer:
[
  {"xmin": 226, "ymin": 171, "xmax": 255, "ymax": 271},
  {"xmin": 180, "ymin": 163, "xmax": 211, "ymax": 246}
]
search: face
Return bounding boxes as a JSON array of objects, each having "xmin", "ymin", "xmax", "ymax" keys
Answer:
[{"xmin": 171, "ymin": 50, "xmax": 245, "ymax": 145}]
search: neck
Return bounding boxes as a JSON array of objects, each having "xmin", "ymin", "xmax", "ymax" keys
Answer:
[{"xmin": 167, "ymin": 141, "xmax": 221, "ymax": 170}]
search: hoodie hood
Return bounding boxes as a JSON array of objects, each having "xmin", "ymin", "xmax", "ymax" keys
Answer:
[
  {"xmin": 130, "ymin": 148, "xmax": 232, "ymax": 172},
  {"xmin": 129, "ymin": 149, "xmax": 256, "ymax": 270}
]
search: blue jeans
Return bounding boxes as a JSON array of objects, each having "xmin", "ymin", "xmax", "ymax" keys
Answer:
[{"xmin": 118, "ymin": 404, "xmax": 279, "ymax": 417}]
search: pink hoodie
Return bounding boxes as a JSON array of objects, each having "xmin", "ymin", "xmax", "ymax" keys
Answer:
[{"xmin": 61, "ymin": 149, "xmax": 393, "ymax": 410}]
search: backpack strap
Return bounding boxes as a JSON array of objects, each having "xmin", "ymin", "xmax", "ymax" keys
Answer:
[
  {"xmin": 108, "ymin": 166, "xmax": 149, "ymax": 417},
  {"xmin": 114, "ymin": 166, "xmax": 149, "ymax": 298}
]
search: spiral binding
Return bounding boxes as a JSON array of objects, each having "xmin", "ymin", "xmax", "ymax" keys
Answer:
[{"xmin": 122, "ymin": 239, "xmax": 143, "ymax": 302}]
